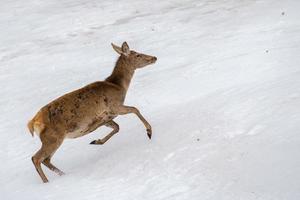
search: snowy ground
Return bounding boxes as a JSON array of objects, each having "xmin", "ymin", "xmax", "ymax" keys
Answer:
[{"xmin": 1, "ymin": 0, "xmax": 300, "ymax": 199}]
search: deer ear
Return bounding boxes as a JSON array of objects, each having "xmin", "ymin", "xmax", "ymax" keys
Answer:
[
  {"xmin": 111, "ymin": 43, "xmax": 123, "ymax": 55},
  {"xmin": 121, "ymin": 42, "xmax": 130, "ymax": 56}
]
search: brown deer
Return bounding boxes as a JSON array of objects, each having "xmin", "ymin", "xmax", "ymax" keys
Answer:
[{"xmin": 27, "ymin": 42, "xmax": 157, "ymax": 183}]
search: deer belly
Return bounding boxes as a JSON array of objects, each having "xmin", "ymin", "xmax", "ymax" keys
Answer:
[
  {"xmin": 65, "ymin": 120, "xmax": 101, "ymax": 139},
  {"xmin": 65, "ymin": 112, "xmax": 115, "ymax": 139},
  {"xmin": 66, "ymin": 129, "xmax": 87, "ymax": 139}
]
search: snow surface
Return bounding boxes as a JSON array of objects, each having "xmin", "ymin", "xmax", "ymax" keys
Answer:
[{"xmin": 1, "ymin": 0, "xmax": 300, "ymax": 199}]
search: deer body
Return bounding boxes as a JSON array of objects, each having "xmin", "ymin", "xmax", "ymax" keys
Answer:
[
  {"xmin": 28, "ymin": 42, "xmax": 157, "ymax": 183},
  {"xmin": 30, "ymin": 81, "xmax": 124, "ymax": 139}
]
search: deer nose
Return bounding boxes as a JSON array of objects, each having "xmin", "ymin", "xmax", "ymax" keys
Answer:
[{"xmin": 152, "ymin": 57, "xmax": 157, "ymax": 62}]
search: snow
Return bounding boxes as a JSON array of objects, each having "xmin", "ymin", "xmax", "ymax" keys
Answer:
[{"xmin": 1, "ymin": 0, "xmax": 300, "ymax": 199}]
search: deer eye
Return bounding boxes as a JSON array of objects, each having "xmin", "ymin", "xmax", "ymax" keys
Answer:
[{"xmin": 136, "ymin": 54, "xmax": 141, "ymax": 58}]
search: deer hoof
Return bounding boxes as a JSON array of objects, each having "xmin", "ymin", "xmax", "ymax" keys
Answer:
[
  {"xmin": 146, "ymin": 129, "xmax": 152, "ymax": 139},
  {"xmin": 42, "ymin": 178, "xmax": 49, "ymax": 183},
  {"xmin": 55, "ymin": 169, "xmax": 65, "ymax": 176},
  {"xmin": 90, "ymin": 140, "xmax": 104, "ymax": 145},
  {"xmin": 90, "ymin": 140, "xmax": 96, "ymax": 144}
]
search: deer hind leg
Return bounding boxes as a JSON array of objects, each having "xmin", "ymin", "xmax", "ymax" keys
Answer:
[
  {"xmin": 32, "ymin": 131, "xmax": 64, "ymax": 183},
  {"xmin": 42, "ymin": 155, "xmax": 65, "ymax": 176},
  {"xmin": 90, "ymin": 120, "xmax": 119, "ymax": 145}
]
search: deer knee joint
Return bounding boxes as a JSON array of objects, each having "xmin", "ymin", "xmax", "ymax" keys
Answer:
[
  {"xmin": 131, "ymin": 107, "xmax": 139, "ymax": 114},
  {"xmin": 32, "ymin": 156, "xmax": 41, "ymax": 165}
]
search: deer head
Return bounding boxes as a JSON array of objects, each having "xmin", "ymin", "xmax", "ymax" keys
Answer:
[{"xmin": 111, "ymin": 42, "xmax": 157, "ymax": 69}]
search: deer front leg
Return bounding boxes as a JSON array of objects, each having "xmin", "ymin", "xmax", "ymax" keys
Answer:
[
  {"xmin": 117, "ymin": 106, "xmax": 152, "ymax": 139},
  {"xmin": 90, "ymin": 120, "xmax": 119, "ymax": 145}
]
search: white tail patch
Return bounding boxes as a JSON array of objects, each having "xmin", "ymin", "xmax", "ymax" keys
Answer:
[{"xmin": 33, "ymin": 122, "xmax": 45, "ymax": 137}]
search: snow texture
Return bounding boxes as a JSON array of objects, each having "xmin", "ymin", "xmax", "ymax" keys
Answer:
[{"xmin": 1, "ymin": 0, "xmax": 300, "ymax": 199}]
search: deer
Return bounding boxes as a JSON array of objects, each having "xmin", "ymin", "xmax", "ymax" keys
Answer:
[{"xmin": 27, "ymin": 42, "xmax": 157, "ymax": 183}]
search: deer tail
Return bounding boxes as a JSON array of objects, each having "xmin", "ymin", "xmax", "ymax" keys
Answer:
[{"xmin": 27, "ymin": 119, "xmax": 35, "ymax": 137}]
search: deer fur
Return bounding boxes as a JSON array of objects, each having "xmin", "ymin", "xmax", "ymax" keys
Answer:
[{"xmin": 27, "ymin": 42, "xmax": 157, "ymax": 183}]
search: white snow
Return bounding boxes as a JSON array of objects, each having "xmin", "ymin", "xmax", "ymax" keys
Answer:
[{"xmin": 1, "ymin": 0, "xmax": 300, "ymax": 199}]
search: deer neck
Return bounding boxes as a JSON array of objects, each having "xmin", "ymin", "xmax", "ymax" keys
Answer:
[{"xmin": 105, "ymin": 56, "xmax": 135, "ymax": 92}]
